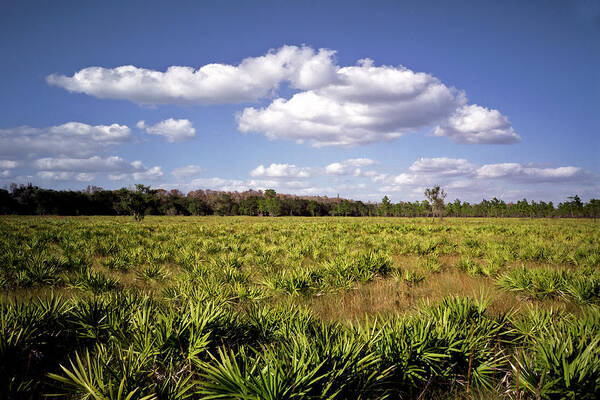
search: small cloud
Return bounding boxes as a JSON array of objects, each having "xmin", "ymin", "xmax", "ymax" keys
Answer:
[
  {"xmin": 409, "ymin": 157, "xmax": 477, "ymax": 176},
  {"xmin": 476, "ymin": 163, "xmax": 585, "ymax": 182},
  {"xmin": 33, "ymin": 156, "xmax": 133, "ymax": 172},
  {"xmin": 325, "ymin": 158, "xmax": 376, "ymax": 175},
  {"xmin": 0, "ymin": 122, "xmax": 132, "ymax": 158},
  {"xmin": 37, "ymin": 171, "xmax": 95, "ymax": 182},
  {"xmin": 172, "ymin": 165, "xmax": 204, "ymax": 179},
  {"xmin": 433, "ymin": 104, "xmax": 520, "ymax": 144},
  {"xmin": 0, "ymin": 160, "xmax": 18, "ymax": 169},
  {"xmin": 250, "ymin": 163, "xmax": 312, "ymax": 178},
  {"xmin": 137, "ymin": 118, "xmax": 196, "ymax": 143},
  {"xmin": 32, "ymin": 155, "xmax": 162, "ymax": 183},
  {"xmin": 133, "ymin": 166, "xmax": 163, "ymax": 180}
]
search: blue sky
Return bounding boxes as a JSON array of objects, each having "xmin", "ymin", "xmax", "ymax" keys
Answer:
[{"xmin": 1, "ymin": 0, "xmax": 598, "ymax": 202}]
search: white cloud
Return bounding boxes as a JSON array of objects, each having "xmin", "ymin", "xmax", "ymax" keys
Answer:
[
  {"xmin": 281, "ymin": 180, "xmax": 312, "ymax": 189},
  {"xmin": 170, "ymin": 176, "xmax": 333, "ymax": 196},
  {"xmin": 162, "ymin": 173, "xmax": 336, "ymax": 196},
  {"xmin": 37, "ymin": 171, "xmax": 95, "ymax": 182},
  {"xmin": 49, "ymin": 122, "xmax": 131, "ymax": 142},
  {"xmin": 476, "ymin": 163, "xmax": 523, "ymax": 179},
  {"xmin": 344, "ymin": 158, "xmax": 377, "ymax": 167},
  {"xmin": 524, "ymin": 167, "xmax": 581, "ymax": 181},
  {"xmin": 132, "ymin": 166, "xmax": 163, "ymax": 181},
  {"xmin": 33, "ymin": 156, "xmax": 163, "ymax": 182},
  {"xmin": 48, "ymin": 45, "xmax": 517, "ymax": 148},
  {"xmin": 249, "ymin": 159, "xmax": 376, "ymax": 180},
  {"xmin": 184, "ymin": 177, "xmax": 251, "ymax": 192},
  {"xmin": 0, "ymin": 160, "xmax": 18, "ymax": 169},
  {"xmin": 433, "ymin": 104, "xmax": 521, "ymax": 144},
  {"xmin": 325, "ymin": 163, "xmax": 352, "ymax": 175},
  {"xmin": 128, "ymin": 154, "xmax": 597, "ymax": 204},
  {"xmin": 326, "ymin": 158, "xmax": 378, "ymax": 175},
  {"xmin": 109, "ymin": 167, "xmax": 163, "ymax": 181},
  {"xmin": 393, "ymin": 173, "xmax": 420, "ymax": 185},
  {"xmin": 409, "ymin": 157, "xmax": 477, "ymax": 176},
  {"xmin": 0, "ymin": 122, "xmax": 131, "ymax": 158},
  {"xmin": 172, "ymin": 165, "xmax": 204, "ymax": 179},
  {"xmin": 246, "ymin": 179, "xmax": 280, "ymax": 188},
  {"xmin": 47, "ymin": 45, "xmax": 337, "ymax": 105},
  {"xmin": 367, "ymin": 158, "xmax": 592, "ymax": 199},
  {"xmin": 237, "ymin": 59, "xmax": 467, "ymax": 147},
  {"xmin": 250, "ymin": 163, "xmax": 312, "ymax": 178},
  {"xmin": 34, "ymin": 156, "xmax": 133, "ymax": 172},
  {"xmin": 476, "ymin": 163, "xmax": 583, "ymax": 182},
  {"xmin": 295, "ymin": 186, "xmax": 336, "ymax": 196},
  {"xmin": 137, "ymin": 119, "xmax": 196, "ymax": 142},
  {"xmin": 365, "ymin": 158, "xmax": 477, "ymax": 188}
]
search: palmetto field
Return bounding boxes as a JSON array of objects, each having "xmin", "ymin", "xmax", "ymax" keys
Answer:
[{"xmin": 1, "ymin": 216, "xmax": 599, "ymax": 399}]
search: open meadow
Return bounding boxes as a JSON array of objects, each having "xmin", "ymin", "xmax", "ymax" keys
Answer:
[{"xmin": 1, "ymin": 216, "xmax": 599, "ymax": 399}]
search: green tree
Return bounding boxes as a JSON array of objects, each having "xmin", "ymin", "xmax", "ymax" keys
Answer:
[
  {"xmin": 213, "ymin": 193, "xmax": 234, "ymax": 216},
  {"xmin": 584, "ymin": 199, "xmax": 600, "ymax": 220},
  {"xmin": 264, "ymin": 197, "xmax": 282, "ymax": 216},
  {"xmin": 260, "ymin": 189, "xmax": 282, "ymax": 216},
  {"xmin": 307, "ymin": 200, "xmax": 319, "ymax": 216},
  {"xmin": 120, "ymin": 184, "xmax": 156, "ymax": 221},
  {"xmin": 188, "ymin": 197, "xmax": 211, "ymax": 215},
  {"xmin": 337, "ymin": 200, "xmax": 352, "ymax": 216},
  {"xmin": 239, "ymin": 196, "xmax": 261, "ymax": 216},
  {"xmin": 379, "ymin": 195, "xmax": 392, "ymax": 217},
  {"xmin": 424, "ymin": 185, "xmax": 447, "ymax": 220},
  {"xmin": 567, "ymin": 195, "xmax": 584, "ymax": 217}
]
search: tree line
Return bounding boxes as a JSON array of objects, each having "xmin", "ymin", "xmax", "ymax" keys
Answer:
[{"xmin": 1, "ymin": 183, "xmax": 598, "ymax": 218}]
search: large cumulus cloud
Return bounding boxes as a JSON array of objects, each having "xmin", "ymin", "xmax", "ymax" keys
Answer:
[{"xmin": 48, "ymin": 46, "xmax": 520, "ymax": 147}]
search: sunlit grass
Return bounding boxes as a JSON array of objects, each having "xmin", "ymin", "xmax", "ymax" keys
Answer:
[{"xmin": 0, "ymin": 216, "xmax": 598, "ymax": 398}]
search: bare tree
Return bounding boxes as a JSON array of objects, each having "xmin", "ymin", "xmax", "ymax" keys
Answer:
[{"xmin": 424, "ymin": 185, "xmax": 447, "ymax": 220}]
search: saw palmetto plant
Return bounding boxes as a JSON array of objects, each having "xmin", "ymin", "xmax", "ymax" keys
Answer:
[{"xmin": 0, "ymin": 216, "xmax": 598, "ymax": 398}]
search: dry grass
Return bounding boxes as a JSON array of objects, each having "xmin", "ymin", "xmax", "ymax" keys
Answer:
[
  {"xmin": 299, "ymin": 270, "xmax": 506, "ymax": 321},
  {"xmin": 300, "ymin": 254, "xmax": 588, "ymax": 321}
]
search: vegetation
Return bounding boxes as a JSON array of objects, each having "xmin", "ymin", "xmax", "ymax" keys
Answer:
[
  {"xmin": 424, "ymin": 185, "xmax": 447, "ymax": 220},
  {"xmin": 119, "ymin": 184, "xmax": 157, "ymax": 222},
  {"xmin": 2, "ymin": 183, "xmax": 600, "ymax": 218},
  {"xmin": 0, "ymin": 216, "xmax": 599, "ymax": 399}
]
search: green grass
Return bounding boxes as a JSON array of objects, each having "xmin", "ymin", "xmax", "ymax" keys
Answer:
[{"xmin": 0, "ymin": 215, "xmax": 599, "ymax": 399}]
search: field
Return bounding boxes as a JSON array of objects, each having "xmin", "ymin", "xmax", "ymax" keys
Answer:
[{"xmin": 1, "ymin": 216, "xmax": 599, "ymax": 399}]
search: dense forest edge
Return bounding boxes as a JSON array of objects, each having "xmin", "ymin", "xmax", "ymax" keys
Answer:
[{"xmin": 1, "ymin": 183, "xmax": 599, "ymax": 218}]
